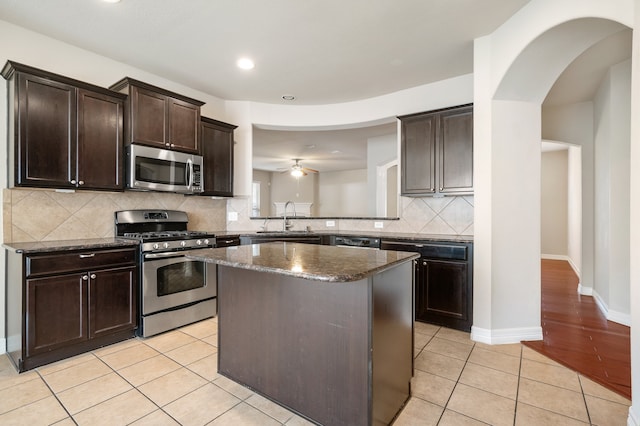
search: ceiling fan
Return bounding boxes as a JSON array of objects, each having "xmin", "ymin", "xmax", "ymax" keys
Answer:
[{"xmin": 283, "ymin": 159, "xmax": 318, "ymax": 177}]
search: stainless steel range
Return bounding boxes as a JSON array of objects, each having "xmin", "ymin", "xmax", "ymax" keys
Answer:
[{"xmin": 115, "ymin": 210, "xmax": 217, "ymax": 337}]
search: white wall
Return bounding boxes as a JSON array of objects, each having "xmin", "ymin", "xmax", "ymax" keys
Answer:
[
  {"xmin": 567, "ymin": 145, "xmax": 583, "ymax": 279},
  {"xmin": 366, "ymin": 134, "xmax": 397, "ymax": 215},
  {"xmin": 317, "ymin": 170, "xmax": 368, "ymax": 216},
  {"xmin": 629, "ymin": 2, "xmax": 640, "ymax": 422},
  {"xmin": 542, "ymin": 103, "xmax": 595, "ymax": 290},
  {"xmin": 541, "ymin": 149, "xmax": 569, "ymax": 256},
  {"xmin": 593, "ymin": 59, "xmax": 631, "ymax": 324}
]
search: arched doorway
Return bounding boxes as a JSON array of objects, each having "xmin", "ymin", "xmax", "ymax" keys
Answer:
[{"xmin": 472, "ymin": 14, "xmax": 631, "ymax": 342}]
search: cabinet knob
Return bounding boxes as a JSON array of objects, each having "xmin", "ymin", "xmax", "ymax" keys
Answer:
[
  {"xmin": 70, "ymin": 179, "xmax": 77, "ymax": 185},
  {"xmin": 170, "ymin": 143, "xmax": 175, "ymax": 148},
  {"xmin": 82, "ymin": 275, "xmax": 88, "ymax": 280},
  {"xmin": 439, "ymin": 187, "xmax": 443, "ymax": 191},
  {"xmin": 165, "ymin": 143, "xmax": 170, "ymax": 147},
  {"xmin": 423, "ymin": 261, "xmax": 428, "ymax": 266},
  {"xmin": 90, "ymin": 273, "xmax": 96, "ymax": 279},
  {"xmin": 78, "ymin": 180, "xmax": 84, "ymax": 185}
]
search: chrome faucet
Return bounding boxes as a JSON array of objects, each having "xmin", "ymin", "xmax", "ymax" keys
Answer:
[{"xmin": 283, "ymin": 201, "xmax": 296, "ymax": 231}]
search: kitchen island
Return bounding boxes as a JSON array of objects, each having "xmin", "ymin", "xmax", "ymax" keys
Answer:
[{"xmin": 187, "ymin": 242, "xmax": 418, "ymax": 426}]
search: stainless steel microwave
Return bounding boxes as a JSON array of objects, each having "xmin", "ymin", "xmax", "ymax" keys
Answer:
[{"xmin": 126, "ymin": 144, "xmax": 204, "ymax": 194}]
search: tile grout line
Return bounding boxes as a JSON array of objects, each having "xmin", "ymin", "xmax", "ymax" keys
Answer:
[
  {"xmin": 434, "ymin": 332, "xmax": 476, "ymax": 424},
  {"xmin": 35, "ymin": 369, "xmax": 78, "ymax": 425},
  {"xmin": 512, "ymin": 344, "xmax": 523, "ymax": 426}
]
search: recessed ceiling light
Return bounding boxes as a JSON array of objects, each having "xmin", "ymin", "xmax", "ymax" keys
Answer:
[
  {"xmin": 102, "ymin": 0, "xmax": 121, "ymax": 3},
  {"xmin": 282, "ymin": 95, "xmax": 295, "ymax": 101},
  {"xmin": 237, "ymin": 58, "xmax": 255, "ymax": 70}
]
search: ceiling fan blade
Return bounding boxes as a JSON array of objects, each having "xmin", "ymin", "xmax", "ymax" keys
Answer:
[{"xmin": 303, "ymin": 167, "xmax": 319, "ymax": 173}]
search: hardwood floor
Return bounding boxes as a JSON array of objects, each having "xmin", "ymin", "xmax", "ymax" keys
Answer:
[{"xmin": 522, "ymin": 259, "xmax": 631, "ymax": 399}]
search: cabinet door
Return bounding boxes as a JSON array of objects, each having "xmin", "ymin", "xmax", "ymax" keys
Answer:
[
  {"xmin": 16, "ymin": 73, "xmax": 76, "ymax": 188},
  {"xmin": 130, "ymin": 86, "xmax": 167, "ymax": 148},
  {"xmin": 401, "ymin": 113, "xmax": 436, "ymax": 195},
  {"xmin": 438, "ymin": 106, "xmax": 473, "ymax": 193},
  {"xmin": 26, "ymin": 275, "xmax": 87, "ymax": 357},
  {"xmin": 420, "ymin": 259, "xmax": 470, "ymax": 330},
  {"xmin": 88, "ymin": 266, "xmax": 137, "ymax": 339},
  {"xmin": 168, "ymin": 98, "xmax": 200, "ymax": 154},
  {"xmin": 77, "ymin": 89, "xmax": 124, "ymax": 190},
  {"xmin": 201, "ymin": 120, "xmax": 234, "ymax": 196}
]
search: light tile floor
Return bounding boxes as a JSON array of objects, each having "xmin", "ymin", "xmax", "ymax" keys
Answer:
[{"xmin": 0, "ymin": 318, "xmax": 631, "ymax": 425}]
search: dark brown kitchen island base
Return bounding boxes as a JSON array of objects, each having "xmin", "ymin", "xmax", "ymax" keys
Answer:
[{"xmin": 216, "ymin": 262, "xmax": 414, "ymax": 426}]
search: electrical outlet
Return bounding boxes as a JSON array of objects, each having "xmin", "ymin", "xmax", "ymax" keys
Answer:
[
  {"xmin": 227, "ymin": 212, "xmax": 238, "ymax": 221},
  {"xmin": 374, "ymin": 221, "xmax": 384, "ymax": 229},
  {"xmin": 326, "ymin": 220, "xmax": 335, "ymax": 227}
]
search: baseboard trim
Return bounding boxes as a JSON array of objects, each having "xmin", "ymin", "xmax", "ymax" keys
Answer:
[
  {"xmin": 608, "ymin": 310, "xmax": 632, "ymax": 327},
  {"xmin": 0, "ymin": 338, "xmax": 5, "ymax": 355},
  {"xmin": 541, "ymin": 253, "xmax": 568, "ymax": 261},
  {"xmin": 628, "ymin": 406, "xmax": 639, "ymax": 426},
  {"xmin": 592, "ymin": 289, "xmax": 608, "ymax": 317},
  {"xmin": 591, "ymin": 290, "xmax": 631, "ymax": 327},
  {"xmin": 471, "ymin": 325, "xmax": 543, "ymax": 345},
  {"xmin": 578, "ymin": 284, "xmax": 593, "ymax": 295}
]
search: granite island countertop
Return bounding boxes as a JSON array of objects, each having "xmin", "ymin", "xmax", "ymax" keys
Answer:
[{"xmin": 185, "ymin": 242, "xmax": 419, "ymax": 282}]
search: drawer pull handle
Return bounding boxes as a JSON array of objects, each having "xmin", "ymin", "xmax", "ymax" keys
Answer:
[{"xmin": 79, "ymin": 253, "xmax": 95, "ymax": 258}]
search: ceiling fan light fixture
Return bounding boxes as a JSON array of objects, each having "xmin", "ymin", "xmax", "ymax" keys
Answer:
[{"xmin": 291, "ymin": 167, "xmax": 304, "ymax": 177}]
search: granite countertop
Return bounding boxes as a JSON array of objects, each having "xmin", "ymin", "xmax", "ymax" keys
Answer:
[
  {"xmin": 231, "ymin": 230, "xmax": 473, "ymax": 243},
  {"xmin": 185, "ymin": 242, "xmax": 419, "ymax": 283},
  {"xmin": 3, "ymin": 238, "xmax": 140, "ymax": 254}
]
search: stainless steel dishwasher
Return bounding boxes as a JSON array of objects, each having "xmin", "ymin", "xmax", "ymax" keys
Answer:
[{"xmin": 330, "ymin": 236, "xmax": 380, "ymax": 249}]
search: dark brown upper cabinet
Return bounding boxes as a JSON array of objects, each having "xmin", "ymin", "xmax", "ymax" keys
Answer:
[
  {"xmin": 110, "ymin": 77, "xmax": 204, "ymax": 155},
  {"xmin": 2, "ymin": 61, "xmax": 126, "ymax": 191},
  {"xmin": 200, "ymin": 117, "xmax": 237, "ymax": 197},
  {"xmin": 399, "ymin": 104, "xmax": 473, "ymax": 196}
]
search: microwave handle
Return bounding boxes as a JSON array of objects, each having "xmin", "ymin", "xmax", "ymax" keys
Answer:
[{"xmin": 186, "ymin": 158, "xmax": 193, "ymax": 190}]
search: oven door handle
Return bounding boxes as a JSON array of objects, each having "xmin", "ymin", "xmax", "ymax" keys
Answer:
[{"xmin": 144, "ymin": 252, "xmax": 185, "ymax": 260}]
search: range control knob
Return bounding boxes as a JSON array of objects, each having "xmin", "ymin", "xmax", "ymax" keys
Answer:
[
  {"xmin": 203, "ymin": 239, "xmax": 210, "ymax": 245},
  {"xmin": 180, "ymin": 241, "xmax": 187, "ymax": 247},
  {"xmin": 196, "ymin": 239, "xmax": 203, "ymax": 246},
  {"xmin": 163, "ymin": 242, "xmax": 170, "ymax": 249},
  {"xmin": 152, "ymin": 243, "xmax": 159, "ymax": 250}
]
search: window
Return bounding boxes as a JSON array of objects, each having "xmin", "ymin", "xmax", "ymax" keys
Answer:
[{"xmin": 251, "ymin": 181, "xmax": 261, "ymax": 216}]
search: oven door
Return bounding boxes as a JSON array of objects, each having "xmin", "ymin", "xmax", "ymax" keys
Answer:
[{"xmin": 141, "ymin": 252, "xmax": 216, "ymax": 315}]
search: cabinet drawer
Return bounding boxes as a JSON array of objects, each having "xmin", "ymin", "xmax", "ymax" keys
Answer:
[
  {"xmin": 26, "ymin": 248, "xmax": 137, "ymax": 277},
  {"xmin": 381, "ymin": 241, "xmax": 467, "ymax": 260}
]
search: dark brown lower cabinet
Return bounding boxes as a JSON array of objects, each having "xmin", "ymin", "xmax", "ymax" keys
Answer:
[
  {"xmin": 416, "ymin": 257, "xmax": 471, "ymax": 331},
  {"xmin": 6, "ymin": 246, "xmax": 138, "ymax": 372},
  {"xmin": 381, "ymin": 239, "xmax": 473, "ymax": 331}
]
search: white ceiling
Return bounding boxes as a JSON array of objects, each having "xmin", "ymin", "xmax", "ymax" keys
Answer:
[
  {"xmin": 0, "ymin": 0, "xmax": 631, "ymax": 172},
  {"xmin": 0, "ymin": 0, "xmax": 531, "ymax": 105}
]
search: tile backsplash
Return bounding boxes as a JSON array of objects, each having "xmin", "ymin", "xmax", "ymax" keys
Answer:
[
  {"xmin": 226, "ymin": 195, "xmax": 474, "ymax": 236},
  {"xmin": 3, "ymin": 189, "xmax": 473, "ymax": 243},
  {"xmin": 3, "ymin": 188, "xmax": 227, "ymax": 243}
]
